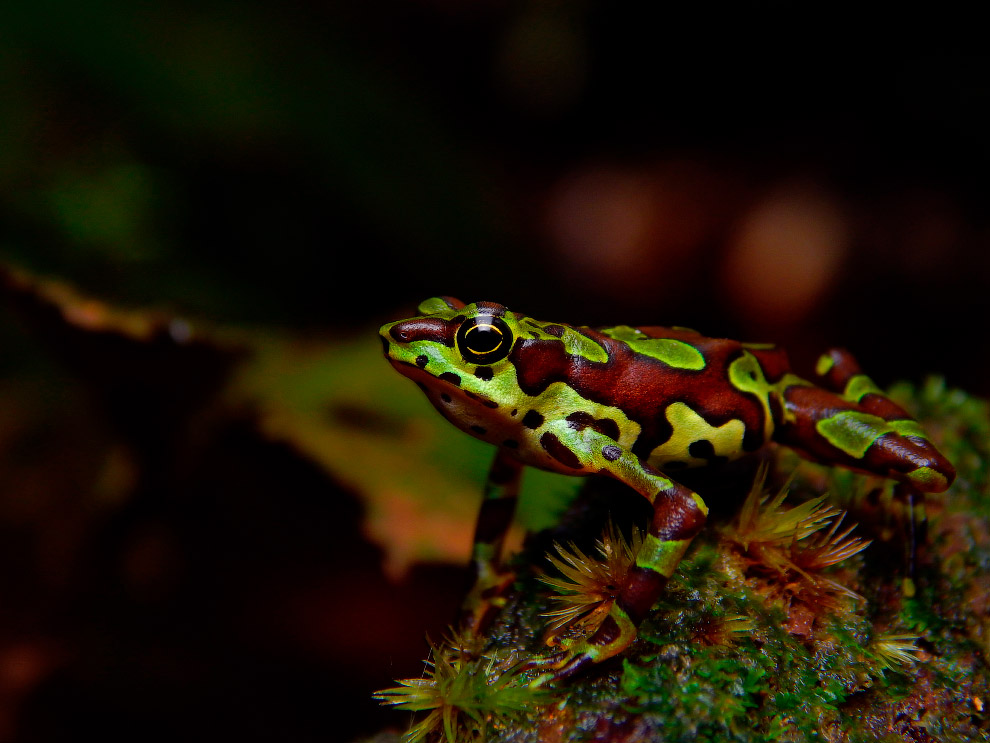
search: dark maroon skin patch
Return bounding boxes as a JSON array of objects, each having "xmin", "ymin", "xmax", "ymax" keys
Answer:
[
  {"xmin": 649, "ymin": 489, "xmax": 707, "ymax": 542},
  {"xmin": 415, "ymin": 355, "xmax": 429, "ymax": 368},
  {"xmin": 503, "ymin": 439, "xmax": 519, "ymax": 449},
  {"xmin": 474, "ymin": 301, "xmax": 507, "ymax": 317},
  {"xmin": 566, "ymin": 411, "xmax": 621, "ymax": 441},
  {"xmin": 687, "ymin": 439, "xmax": 727, "ymax": 465},
  {"xmin": 474, "ymin": 366, "xmax": 494, "ymax": 381},
  {"xmin": 540, "ymin": 432, "xmax": 582, "ymax": 469},
  {"xmin": 602, "ymin": 445, "xmax": 623, "ymax": 461},
  {"xmin": 522, "ymin": 410, "xmax": 544, "ymax": 429},
  {"xmin": 438, "ymin": 372, "xmax": 462, "ymax": 387},
  {"xmin": 389, "ymin": 317, "xmax": 457, "ymax": 347},
  {"xmin": 470, "ymin": 425, "xmax": 487, "ymax": 435},
  {"xmin": 617, "ymin": 568, "xmax": 669, "ymax": 624}
]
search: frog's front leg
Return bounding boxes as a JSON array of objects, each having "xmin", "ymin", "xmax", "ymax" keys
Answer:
[
  {"xmin": 529, "ymin": 422, "xmax": 709, "ymax": 684},
  {"xmin": 460, "ymin": 447, "xmax": 523, "ymax": 633}
]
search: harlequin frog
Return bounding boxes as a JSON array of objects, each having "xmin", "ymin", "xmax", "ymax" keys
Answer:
[{"xmin": 379, "ymin": 297, "xmax": 955, "ymax": 682}]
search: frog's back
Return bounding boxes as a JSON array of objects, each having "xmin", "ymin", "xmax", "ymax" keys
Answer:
[{"xmin": 508, "ymin": 321, "xmax": 789, "ymax": 470}]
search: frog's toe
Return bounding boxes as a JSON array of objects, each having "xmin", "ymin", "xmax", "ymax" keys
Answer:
[{"xmin": 519, "ymin": 648, "xmax": 595, "ymax": 687}]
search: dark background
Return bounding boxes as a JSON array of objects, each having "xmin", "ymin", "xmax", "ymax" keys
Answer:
[{"xmin": 1, "ymin": 2, "xmax": 988, "ymax": 741}]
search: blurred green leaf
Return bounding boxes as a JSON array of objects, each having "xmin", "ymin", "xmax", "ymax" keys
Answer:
[{"xmin": 234, "ymin": 330, "xmax": 580, "ymax": 577}]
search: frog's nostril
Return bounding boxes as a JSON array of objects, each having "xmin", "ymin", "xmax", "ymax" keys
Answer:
[
  {"xmin": 380, "ymin": 334, "xmax": 391, "ymax": 355},
  {"xmin": 390, "ymin": 324, "xmax": 412, "ymax": 343}
]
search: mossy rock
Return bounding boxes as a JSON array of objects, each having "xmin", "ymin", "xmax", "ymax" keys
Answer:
[{"xmin": 376, "ymin": 379, "xmax": 990, "ymax": 743}]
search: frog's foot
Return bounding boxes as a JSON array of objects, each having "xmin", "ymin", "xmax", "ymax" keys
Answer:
[
  {"xmin": 458, "ymin": 569, "xmax": 516, "ymax": 636},
  {"xmin": 523, "ymin": 603, "xmax": 637, "ymax": 687}
]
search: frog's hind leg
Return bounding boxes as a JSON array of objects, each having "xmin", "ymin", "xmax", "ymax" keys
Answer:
[
  {"xmin": 783, "ymin": 349, "xmax": 956, "ymax": 589},
  {"xmin": 460, "ymin": 447, "xmax": 523, "ymax": 634},
  {"xmin": 780, "ymin": 348, "xmax": 955, "ymax": 494}
]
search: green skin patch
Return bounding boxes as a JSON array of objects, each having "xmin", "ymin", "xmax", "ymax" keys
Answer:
[
  {"xmin": 649, "ymin": 402, "xmax": 747, "ymax": 467},
  {"xmin": 543, "ymin": 418, "xmax": 669, "ymax": 494},
  {"xmin": 815, "ymin": 410, "xmax": 929, "ymax": 459},
  {"xmin": 636, "ymin": 534, "xmax": 691, "ymax": 577},
  {"xmin": 905, "ymin": 466, "xmax": 949, "ymax": 491},
  {"xmin": 844, "ymin": 374, "xmax": 884, "ymax": 403},
  {"xmin": 417, "ymin": 296, "xmax": 457, "ymax": 315},
  {"xmin": 521, "ymin": 318, "xmax": 610, "ymax": 364},
  {"xmin": 727, "ymin": 352, "xmax": 776, "ymax": 442},
  {"xmin": 602, "ymin": 326, "xmax": 706, "ymax": 370},
  {"xmin": 815, "ymin": 353, "xmax": 835, "ymax": 377}
]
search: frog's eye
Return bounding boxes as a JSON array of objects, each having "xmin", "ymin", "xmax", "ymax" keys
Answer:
[{"xmin": 456, "ymin": 316, "xmax": 513, "ymax": 364}]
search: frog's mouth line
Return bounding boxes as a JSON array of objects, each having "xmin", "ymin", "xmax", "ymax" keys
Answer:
[
  {"xmin": 387, "ymin": 357, "xmax": 453, "ymax": 387},
  {"xmin": 388, "ymin": 357, "xmax": 501, "ymax": 409}
]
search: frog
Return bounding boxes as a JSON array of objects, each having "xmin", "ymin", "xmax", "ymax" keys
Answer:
[{"xmin": 379, "ymin": 296, "xmax": 955, "ymax": 683}]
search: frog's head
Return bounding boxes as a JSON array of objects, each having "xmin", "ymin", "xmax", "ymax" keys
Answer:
[{"xmin": 379, "ymin": 297, "xmax": 523, "ymax": 425}]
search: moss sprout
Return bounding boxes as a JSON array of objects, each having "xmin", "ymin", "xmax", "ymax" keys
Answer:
[
  {"xmin": 538, "ymin": 521, "xmax": 643, "ymax": 639},
  {"xmin": 724, "ymin": 467, "xmax": 870, "ymax": 613},
  {"xmin": 373, "ymin": 634, "xmax": 547, "ymax": 743},
  {"xmin": 870, "ymin": 633, "xmax": 922, "ymax": 673}
]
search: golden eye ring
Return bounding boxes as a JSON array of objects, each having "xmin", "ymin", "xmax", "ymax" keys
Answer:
[{"xmin": 456, "ymin": 316, "xmax": 513, "ymax": 364}]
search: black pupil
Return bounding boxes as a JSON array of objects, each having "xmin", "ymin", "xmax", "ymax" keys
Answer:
[
  {"xmin": 466, "ymin": 324, "xmax": 502, "ymax": 353},
  {"xmin": 457, "ymin": 315, "xmax": 512, "ymax": 363}
]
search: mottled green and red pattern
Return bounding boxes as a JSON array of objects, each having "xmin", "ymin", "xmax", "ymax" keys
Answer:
[{"xmin": 379, "ymin": 297, "xmax": 955, "ymax": 683}]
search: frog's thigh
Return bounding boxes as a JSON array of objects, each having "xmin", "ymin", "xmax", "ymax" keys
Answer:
[{"xmin": 780, "ymin": 386, "xmax": 954, "ymax": 493}]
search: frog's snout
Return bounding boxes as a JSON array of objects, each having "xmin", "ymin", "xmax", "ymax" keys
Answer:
[{"xmin": 379, "ymin": 320, "xmax": 415, "ymax": 358}]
